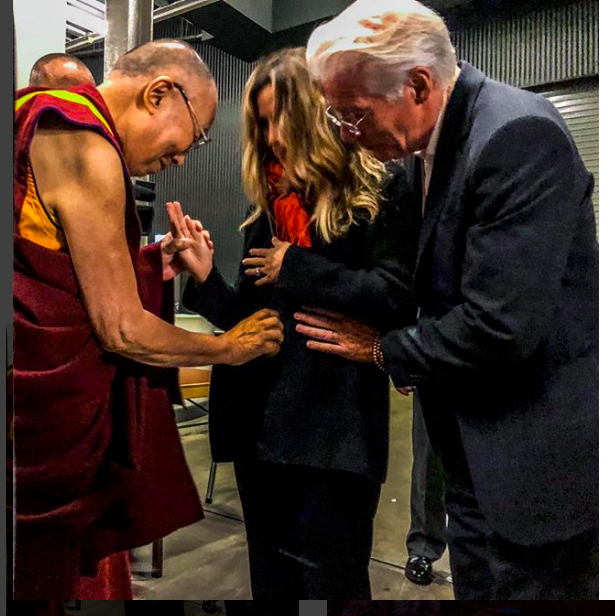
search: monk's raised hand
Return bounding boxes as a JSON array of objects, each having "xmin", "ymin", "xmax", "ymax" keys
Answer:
[{"xmin": 164, "ymin": 201, "xmax": 215, "ymax": 283}]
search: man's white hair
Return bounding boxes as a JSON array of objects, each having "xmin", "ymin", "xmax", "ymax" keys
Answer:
[{"xmin": 306, "ymin": 0, "xmax": 457, "ymax": 97}]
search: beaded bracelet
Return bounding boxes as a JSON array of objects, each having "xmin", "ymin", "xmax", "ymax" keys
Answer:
[{"xmin": 372, "ymin": 334, "xmax": 387, "ymax": 373}]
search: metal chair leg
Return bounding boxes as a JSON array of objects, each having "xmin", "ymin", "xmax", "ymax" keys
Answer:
[
  {"xmin": 152, "ymin": 538, "xmax": 163, "ymax": 578},
  {"xmin": 204, "ymin": 460, "xmax": 218, "ymax": 504}
]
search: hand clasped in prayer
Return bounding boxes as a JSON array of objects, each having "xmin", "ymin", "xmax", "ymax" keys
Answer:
[{"xmin": 165, "ymin": 200, "xmax": 215, "ymax": 284}]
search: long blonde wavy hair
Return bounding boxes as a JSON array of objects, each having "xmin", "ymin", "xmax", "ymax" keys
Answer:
[{"xmin": 241, "ymin": 47, "xmax": 387, "ymax": 243}]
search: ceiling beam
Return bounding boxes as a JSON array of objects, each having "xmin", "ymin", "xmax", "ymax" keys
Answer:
[{"xmin": 67, "ymin": 0, "xmax": 217, "ymax": 51}]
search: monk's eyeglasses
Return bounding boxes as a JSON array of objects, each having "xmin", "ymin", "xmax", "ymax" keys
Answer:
[{"xmin": 174, "ymin": 83, "xmax": 212, "ymax": 150}]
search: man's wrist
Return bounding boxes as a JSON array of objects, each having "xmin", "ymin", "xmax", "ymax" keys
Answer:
[
  {"xmin": 380, "ymin": 327, "xmax": 428, "ymax": 386},
  {"xmin": 372, "ymin": 333, "xmax": 387, "ymax": 372}
]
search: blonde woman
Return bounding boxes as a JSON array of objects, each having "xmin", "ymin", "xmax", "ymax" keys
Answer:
[{"xmin": 178, "ymin": 47, "xmax": 422, "ymax": 598}]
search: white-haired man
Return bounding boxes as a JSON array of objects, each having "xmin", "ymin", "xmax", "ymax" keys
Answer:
[{"xmin": 298, "ymin": 0, "xmax": 598, "ymax": 600}]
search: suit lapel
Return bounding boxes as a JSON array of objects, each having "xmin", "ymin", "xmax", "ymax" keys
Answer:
[{"xmin": 414, "ymin": 62, "xmax": 487, "ymax": 275}]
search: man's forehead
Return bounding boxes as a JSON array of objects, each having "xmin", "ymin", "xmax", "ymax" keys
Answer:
[
  {"xmin": 323, "ymin": 74, "xmax": 369, "ymax": 108},
  {"xmin": 322, "ymin": 56, "xmax": 374, "ymax": 106}
]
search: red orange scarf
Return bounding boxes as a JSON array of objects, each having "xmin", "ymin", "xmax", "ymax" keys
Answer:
[{"xmin": 266, "ymin": 161, "xmax": 312, "ymax": 247}]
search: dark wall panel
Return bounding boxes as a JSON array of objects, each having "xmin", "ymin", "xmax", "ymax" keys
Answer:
[
  {"xmin": 152, "ymin": 20, "xmax": 255, "ymax": 284},
  {"xmin": 538, "ymin": 80, "xmax": 599, "ymax": 234},
  {"xmin": 450, "ymin": 0, "xmax": 598, "ymax": 88}
]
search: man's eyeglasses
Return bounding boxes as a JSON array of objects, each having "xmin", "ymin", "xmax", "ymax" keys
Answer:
[
  {"xmin": 325, "ymin": 105, "xmax": 372, "ymax": 137},
  {"xmin": 174, "ymin": 83, "xmax": 212, "ymax": 150}
]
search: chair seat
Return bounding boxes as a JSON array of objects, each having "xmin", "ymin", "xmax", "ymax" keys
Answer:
[{"xmin": 179, "ymin": 367, "xmax": 211, "ymax": 399}]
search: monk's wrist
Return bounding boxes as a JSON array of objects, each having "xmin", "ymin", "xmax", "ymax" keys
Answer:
[{"xmin": 209, "ymin": 333, "xmax": 234, "ymax": 365}]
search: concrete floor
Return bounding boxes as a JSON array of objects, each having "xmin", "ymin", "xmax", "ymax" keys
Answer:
[{"xmin": 130, "ymin": 387, "xmax": 454, "ymax": 600}]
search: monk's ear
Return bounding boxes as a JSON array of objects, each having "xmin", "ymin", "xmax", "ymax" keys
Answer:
[{"xmin": 143, "ymin": 76, "xmax": 174, "ymax": 114}]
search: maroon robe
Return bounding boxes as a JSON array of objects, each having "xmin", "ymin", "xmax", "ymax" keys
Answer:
[{"xmin": 12, "ymin": 85, "xmax": 203, "ymax": 599}]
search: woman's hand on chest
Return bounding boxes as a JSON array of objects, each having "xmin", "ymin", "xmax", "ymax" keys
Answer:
[{"xmin": 243, "ymin": 236, "xmax": 291, "ymax": 286}]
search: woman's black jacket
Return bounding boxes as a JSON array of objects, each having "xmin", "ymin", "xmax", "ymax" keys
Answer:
[{"xmin": 182, "ymin": 163, "xmax": 420, "ymax": 483}]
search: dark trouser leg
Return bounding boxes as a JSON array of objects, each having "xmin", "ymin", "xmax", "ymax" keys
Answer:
[
  {"xmin": 445, "ymin": 484, "xmax": 495, "ymax": 599},
  {"xmin": 406, "ymin": 392, "xmax": 447, "ymax": 562},
  {"xmin": 233, "ymin": 459, "xmax": 300, "ymax": 599},
  {"xmin": 487, "ymin": 525, "xmax": 599, "ymax": 599},
  {"xmin": 416, "ymin": 386, "xmax": 493, "ymax": 599},
  {"xmin": 235, "ymin": 458, "xmax": 380, "ymax": 599},
  {"xmin": 291, "ymin": 465, "xmax": 381, "ymax": 599}
]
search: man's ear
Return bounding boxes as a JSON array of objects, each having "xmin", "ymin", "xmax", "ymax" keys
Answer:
[
  {"xmin": 407, "ymin": 67, "xmax": 433, "ymax": 104},
  {"xmin": 143, "ymin": 76, "xmax": 174, "ymax": 114}
]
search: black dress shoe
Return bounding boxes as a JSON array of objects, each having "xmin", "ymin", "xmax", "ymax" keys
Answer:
[{"xmin": 405, "ymin": 555, "xmax": 434, "ymax": 585}]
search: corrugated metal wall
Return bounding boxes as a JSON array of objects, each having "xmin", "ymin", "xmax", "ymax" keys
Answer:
[
  {"xmin": 451, "ymin": 0, "xmax": 598, "ymax": 88},
  {"xmin": 448, "ymin": 0, "xmax": 599, "ymax": 235},
  {"xmin": 539, "ymin": 82, "xmax": 599, "ymax": 234}
]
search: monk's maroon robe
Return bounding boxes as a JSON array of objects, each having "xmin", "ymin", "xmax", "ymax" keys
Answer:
[{"xmin": 12, "ymin": 85, "xmax": 203, "ymax": 599}]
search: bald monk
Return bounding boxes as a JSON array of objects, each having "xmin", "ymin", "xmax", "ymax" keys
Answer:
[
  {"xmin": 13, "ymin": 39, "xmax": 283, "ymax": 599},
  {"xmin": 29, "ymin": 52, "xmax": 95, "ymax": 88}
]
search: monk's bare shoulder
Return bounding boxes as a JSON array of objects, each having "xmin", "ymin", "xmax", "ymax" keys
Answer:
[{"xmin": 30, "ymin": 114, "xmax": 126, "ymax": 215}]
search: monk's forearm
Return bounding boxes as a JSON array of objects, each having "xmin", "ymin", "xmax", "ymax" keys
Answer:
[{"xmin": 104, "ymin": 309, "xmax": 232, "ymax": 367}]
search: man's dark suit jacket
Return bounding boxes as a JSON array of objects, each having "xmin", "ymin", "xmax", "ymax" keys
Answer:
[{"xmin": 381, "ymin": 62, "xmax": 598, "ymax": 546}]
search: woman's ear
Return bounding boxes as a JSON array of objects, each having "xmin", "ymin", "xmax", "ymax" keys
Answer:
[{"xmin": 143, "ymin": 76, "xmax": 174, "ymax": 114}]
